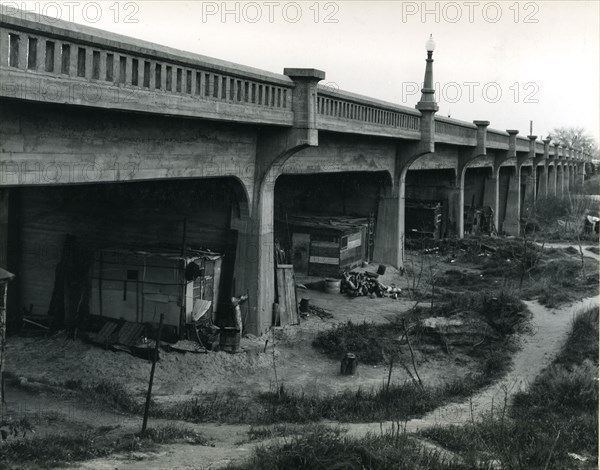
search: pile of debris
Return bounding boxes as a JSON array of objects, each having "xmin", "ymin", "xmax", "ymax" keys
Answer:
[{"xmin": 341, "ymin": 271, "xmax": 401, "ymax": 298}]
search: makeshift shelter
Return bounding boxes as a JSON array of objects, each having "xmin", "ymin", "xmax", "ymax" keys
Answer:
[
  {"xmin": 285, "ymin": 215, "xmax": 370, "ymax": 277},
  {"xmin": 90, "ymin": 247, "xmax": 223, "ymax": 337},
  {"xmin": 405, "ymin": 200, "xmax": 443, "ymax": 239}
]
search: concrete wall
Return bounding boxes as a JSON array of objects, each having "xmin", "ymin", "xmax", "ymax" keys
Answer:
[{"xmin": 0, "ymin": 100, "xmax": 256, "ymax": 206}]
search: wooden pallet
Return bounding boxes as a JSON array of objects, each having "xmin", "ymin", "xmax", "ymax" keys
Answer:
[
  {"xmin": 91, "ymin": 320, "xmax": 144, "ymax": 348},
  {"xmin": 117, "ymin": 322, "xmax": 145, "ymax": 347}
]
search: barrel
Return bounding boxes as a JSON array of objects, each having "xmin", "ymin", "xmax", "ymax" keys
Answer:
[
  {"xmin": 377, "ymin": 264, "xmax": 387, "ymax": 275},
  {"xmin": 324, "ymin": 278, "xmax": 341, "ymax": 294},
  {"xmin": 220, "ymin": 327, "xmax": 240, "ymax": 353}
]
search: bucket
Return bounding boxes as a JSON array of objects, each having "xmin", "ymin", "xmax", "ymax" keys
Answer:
[
  {"xmin": 377, "ymin": 264, "xmax": 387, "ymax": 275},
  {"xmin": 299, "ymin": 298, "xmax": 310, "ymax": 313},
  {"xmin": 325, "ymin": 278, "xmax": 341, "ymax": 294},
  {"xmin": 219, "ymin": 327, "xmax": 240, "ymax": 353},
  {"xmin": 340, "ymin": 353, "xmax": 358, "ymax": 375}
]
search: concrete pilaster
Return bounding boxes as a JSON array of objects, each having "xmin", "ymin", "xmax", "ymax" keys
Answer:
[
  {"xmin": 547, "ymin": 165, "xmax": 556, "ymax": 196},
  {"xmin": 557, "ymin": 165, "xmax": 565, "ymax": 196}
]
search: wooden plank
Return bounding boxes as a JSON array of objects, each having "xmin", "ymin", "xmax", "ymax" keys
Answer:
[
  {"xmin": 116, "ymin": 321, "xmax": 144, "ymax": 346},
  {"xmin": 276, "ymin": 266, "xmax": 290, "ymax": 326},
  {"xmin": 276, "ymin": 265, "xmax": 298, "ymax": 326},
  {"xmin": 286, "ymin": 267, "xmax": 299, "ymax": 325},
  {"xmin": 93, "ymin": 321, "xmax": 117, "ymax": 345}
]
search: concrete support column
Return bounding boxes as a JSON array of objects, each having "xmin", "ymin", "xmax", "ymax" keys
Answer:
[
  {"xmin": 503, "ymin": 167, "xmax": 521, "ymax": 235},
  {"xmin": 538, "ymin": 164, "xmax": 547, "ymax": 197},
  {"xmin": 373, "ymin": 188, "xmax": 402, "ymax": 268},
  {"xmin": 0, "ymin": 188, "xmax": 19, "ymax": 331},
  {"xmin": 483, "ymin": 173, "xmax": 499, "ymax": 233},
  {"xmin": 577, "ymin": 164, "xmax": 586, "ymax": 189},
  {"xmin": 524, "ymin": 167, "xmax": 536, "ymax": 204},
  {"xmin": 503, "ymin": 129, "xmax": 521, "ymax": 235},
  {"xmin": 0, "ymin": 189, "xmax": 9, "ymax": 270},
  {"xmin": 558, "ymin": 165, "xmax": 565, "ymax": 196},
  {"xmin": 527, "ymin": 136, "xmax": 538, "ymax": 201},
  {"xmin": 548, "ymin": 165, "xmax": 556, "ymax": 196},
  {"xmin": 539, "ymin": 138, "xmax": 551, "ymax": 198},
  {"xmin": 232, "ymin": 67, "xmax": 324, "ymax": 335},
  {"xmin": 232, "ymin": 180, "xmax": 276, "ymax": 335},
  {"xmin": 570, "ymin": 165, "xmax": 575, "ymax": 192},
  {"xmin": 454, "ymin": 183, "xmax": 464, "ymax": 238}
]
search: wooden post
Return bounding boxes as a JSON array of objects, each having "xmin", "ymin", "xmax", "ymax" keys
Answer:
[{"xmin": 141, "ymin": 313, "xmax": 164, "ymax": 434}]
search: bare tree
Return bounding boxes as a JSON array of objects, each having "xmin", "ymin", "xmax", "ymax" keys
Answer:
[{"xmin": 549, "ymin": 127, "xmax": 599, "ymax": 159}]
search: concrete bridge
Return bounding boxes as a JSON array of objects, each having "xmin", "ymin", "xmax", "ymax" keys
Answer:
[{"xmin": 0, "ymin": 10, "xmax": 592, "ymax": 334}]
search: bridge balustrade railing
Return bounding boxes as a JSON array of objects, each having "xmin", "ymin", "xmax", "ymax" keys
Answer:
[
  {"xmin": 316, "ymin": 86, "xmax": 421, "ymax": 139},
  {"xmin": 0, "ymin": 13, "xmax": 294, "ymax": 125}
]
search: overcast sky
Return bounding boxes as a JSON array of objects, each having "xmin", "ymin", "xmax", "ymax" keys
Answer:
[{"xmin": 12, "ymin": 1, "xmax": 600, "ymax": 142}]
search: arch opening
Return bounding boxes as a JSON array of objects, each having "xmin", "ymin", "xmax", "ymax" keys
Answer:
[{"xmin": 6, "ymin": 177, "xmax": 250, "ymax": 337}]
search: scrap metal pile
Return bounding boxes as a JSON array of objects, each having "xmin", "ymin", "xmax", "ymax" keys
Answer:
[{"xmin": 341, "ymin": 271, "xmax": 401, "ymax": 298}]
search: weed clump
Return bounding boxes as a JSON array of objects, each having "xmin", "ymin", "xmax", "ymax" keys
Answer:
[
  {"xmin": 312, "ymin": 321, "xmax": 402, "ymax": 364},
  {"xmin": 0, "ymin": 425, "xmax": 209, "ymax": 469},
  {"xmin": 229, "ymin": 422, "xmax": 482, "ymax": 470}
]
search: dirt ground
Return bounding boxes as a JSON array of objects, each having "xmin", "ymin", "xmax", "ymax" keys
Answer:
[
  {"xmin": 5, "ymin": 262, "xmax": 473, "ymax": 404},
  {"xmin": 2, "ymin": 244, "xmax": 598, "ymax": 469}
]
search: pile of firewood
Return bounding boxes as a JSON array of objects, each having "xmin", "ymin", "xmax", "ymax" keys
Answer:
[{"xmin": 341, "ymin": 271, "xmax": 401, "ymax": 298}]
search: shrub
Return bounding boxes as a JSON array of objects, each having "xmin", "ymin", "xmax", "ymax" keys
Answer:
[
  {"xmin": 229, "ymin": 424, "xmax": 481, "ymax": 470},
  {"xmin": 312, "ymin": 321, "xmax": 403, "ymax": 364}
]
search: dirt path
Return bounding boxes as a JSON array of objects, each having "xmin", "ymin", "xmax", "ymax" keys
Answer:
[
  {"xmin": 3, "ymin": 384, "xmax": 256, "ymax": 470},
  {"xmin": 69, "ymin": 296, "xmax": 599, "ymax": 469},
  {"xmin": 338, "ymin": 295, "xmax": 599, "ymax": 437},
  {"xmin": 539, "ymin": 242, "xmax": 600, "ymax": 261}
]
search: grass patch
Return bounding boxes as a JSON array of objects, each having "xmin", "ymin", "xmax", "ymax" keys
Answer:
[
  {"xmin": 4, "ymin": 375, "xmax": 143, "ymax": 415},
  {"xmin": 228, "ymin": 424, "xmax": 483, "ymax": 470},
  {"xmin": 245, "ymin": 423, "xmax": 336, "ymax": 443},
  {"xmin": 156, "ymin": 370, "xmax": 503, "ymax": 426},
  {"xmin": 0, "ymin": 424, "xmax": 209, "ymax": 469},
  {"xmin": 430, "ymin": 237, "xmax": 598, "ymax": 307},
  {"xmin": 313, "ymin": 290, "xmax": 527, "ymax": 365},
  {"xmin": 421, "ymin": 307, "xmax": 599, "ymax": 469},
  {"xmin": 59, "ymin": 378, "xmax": 144, "ymax": 414},
  {"xmin": 253, "ymin": 370, "xmax": 505, "ymax": 425}
]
